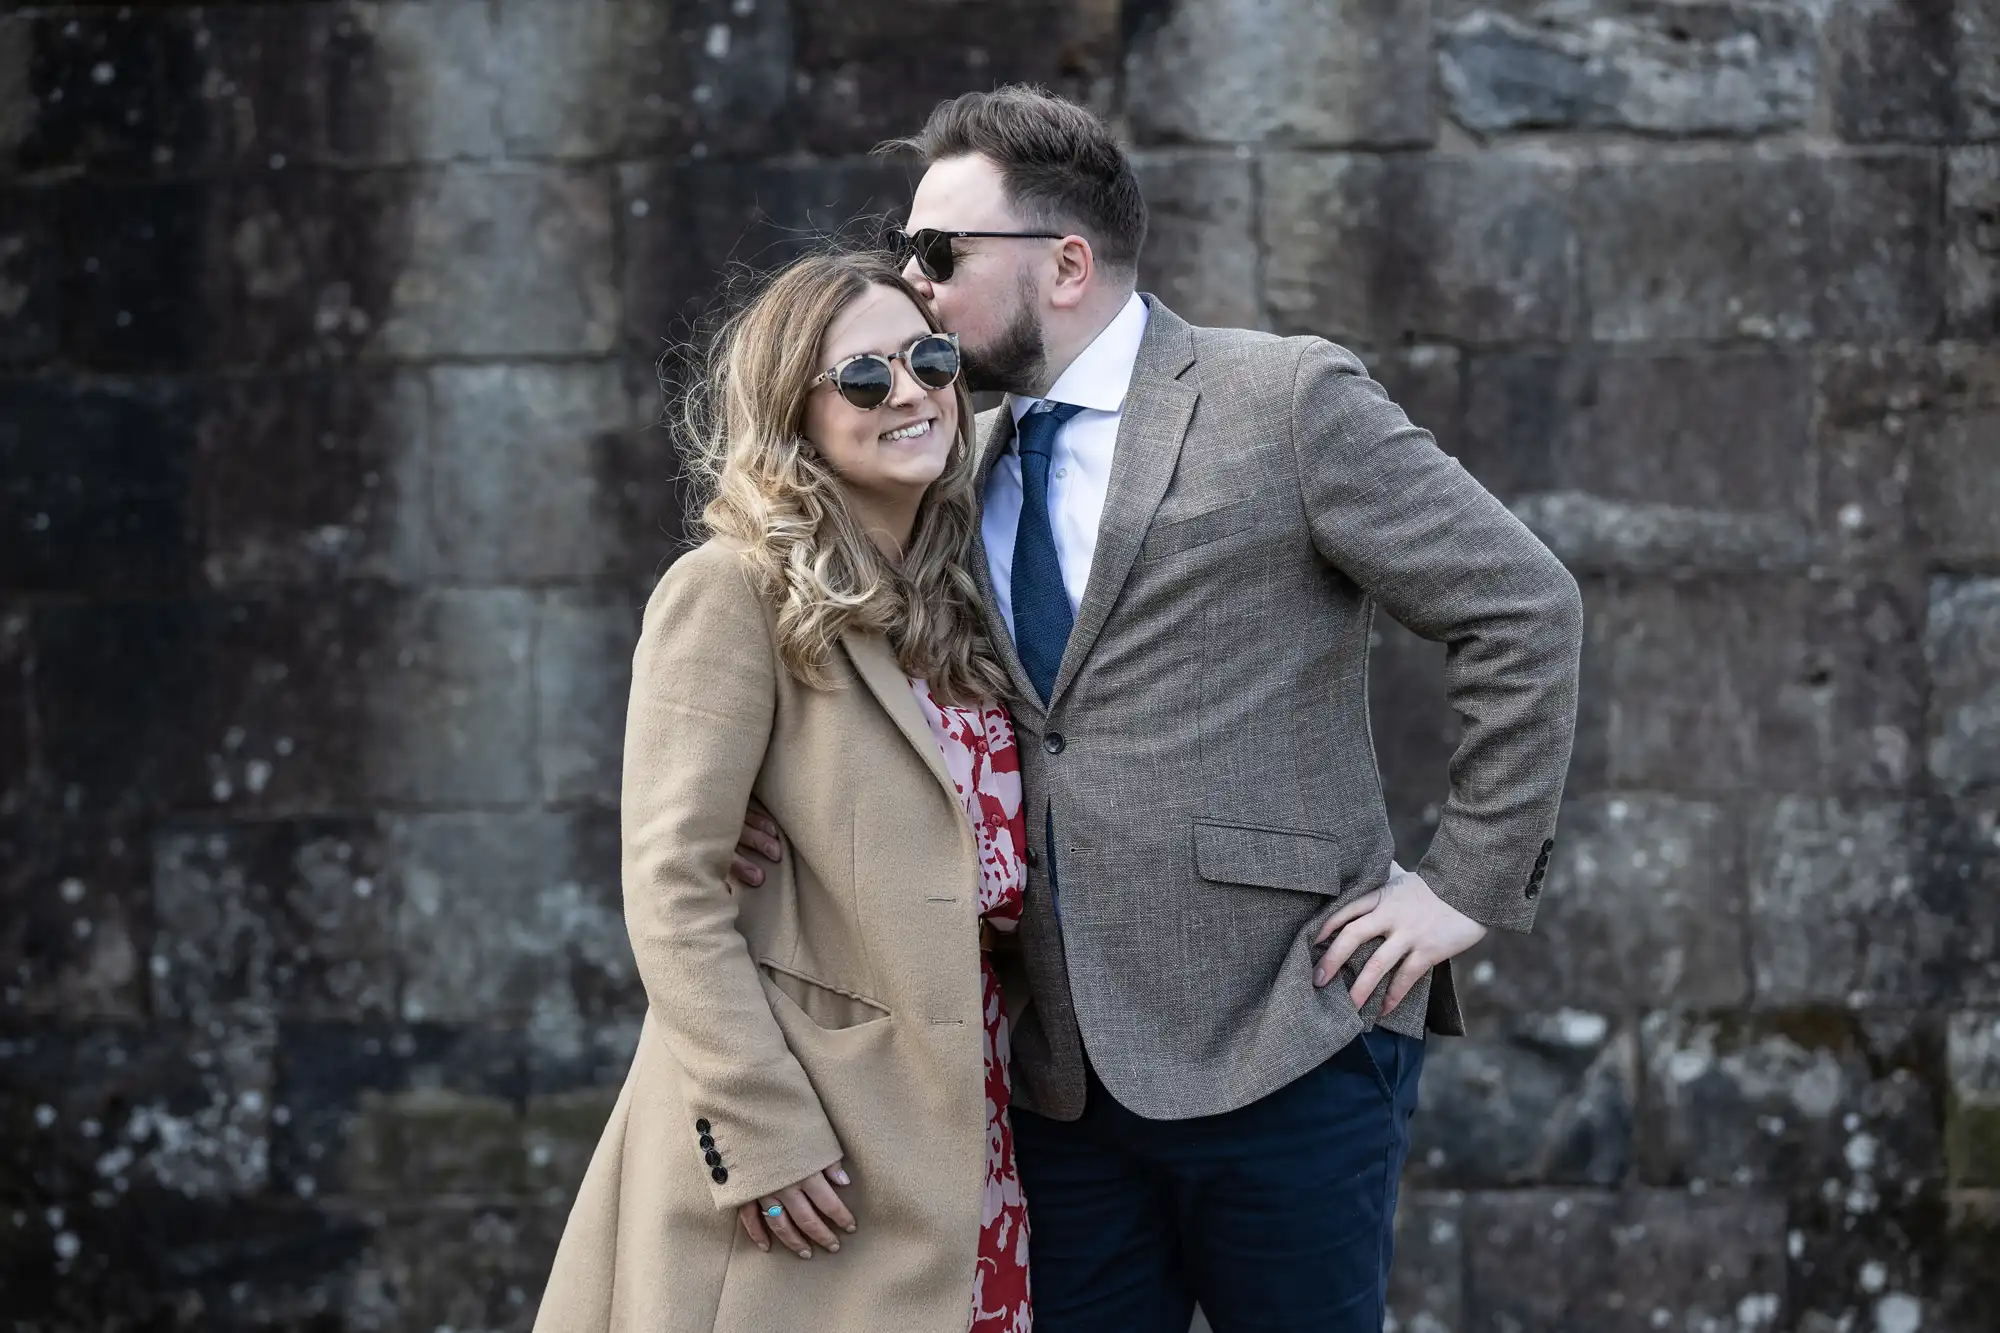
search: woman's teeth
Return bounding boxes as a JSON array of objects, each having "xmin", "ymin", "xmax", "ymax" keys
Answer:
[{"xmin": 881, "ymin": 420, "xmax": 931, "ymax": 443}]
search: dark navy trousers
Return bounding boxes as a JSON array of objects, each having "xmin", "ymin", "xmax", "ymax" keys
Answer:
[{"xmin": 1012, "ymin": 1028, "xmax": 1424, "ymax": 1333}]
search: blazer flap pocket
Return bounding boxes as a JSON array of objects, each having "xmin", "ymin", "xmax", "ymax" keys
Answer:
[
  {"xmin": 759, "ymin": 962, "xmax": 891, "ymax": 1031},
  {"xmin": 1139, "ymin": 497, "xmax": 1253, "ymax": 561},
  {"xmin": 1193, "ymin": 818, "xmax": 1344, "ymax": 896}
]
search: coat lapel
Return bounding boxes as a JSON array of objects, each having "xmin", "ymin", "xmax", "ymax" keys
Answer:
[
  {"xmin": 970, "ymin": 404, "xmax": 1046, "ymax": 722},
  {"xmin": 1047, "ymin": 301, "xmax": 1199, "ymax": 709},
  {"xmin": 839, "ymin": 630, "xmax": 960, "ymax": 805}
]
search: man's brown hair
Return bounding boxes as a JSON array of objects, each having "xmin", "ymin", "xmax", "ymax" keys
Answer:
[{"xmin": 884, "ymin": 85, "xmax": 1148, "ymax": 275}]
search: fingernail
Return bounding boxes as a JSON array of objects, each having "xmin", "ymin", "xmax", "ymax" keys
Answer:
[
  {"xmin": 827, "ymin": 1242, "xmax": 839, "ymax": 1253},
  {"xmin": 798, "ymin": 1249, "xmax": 812, "ymax": 1259},
  {"xmin": 844, "ymin": 1224, "xmax": 857, "ymax": 1233},
  {"xmin": 833, "ymin": 1169, "xmax": 850, "ymax": 1186},
  {"xmin": 757, "ymin": 1242, "xmax": 769, "ymax": 1253}
]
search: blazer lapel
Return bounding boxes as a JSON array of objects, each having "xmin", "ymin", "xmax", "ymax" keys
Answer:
[
  {"xmin": 1048, "ymin": 300, "xmax": 1199, "ymax": 709},
  {"xmin": 840, "ymin": 630, "xmax": 959, "ymax": 805},
  {"xmin": 970, "ymin": 404, "xmax": 1046, "ymax": 722}
]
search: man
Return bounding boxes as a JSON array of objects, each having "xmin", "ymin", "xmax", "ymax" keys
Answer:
[{"xmin": 732, "ymin": 86, "xmax": 1583, "ymax": 1331}]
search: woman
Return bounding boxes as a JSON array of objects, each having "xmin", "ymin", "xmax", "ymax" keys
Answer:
[{"xmin": 534, "ymin": 252, "xmax": 1032, "ymax": 1333}]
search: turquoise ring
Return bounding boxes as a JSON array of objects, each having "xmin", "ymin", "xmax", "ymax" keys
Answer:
[{"xmin": 763, "ymin": 1203, "xmax": 784, "ymax": 1218}]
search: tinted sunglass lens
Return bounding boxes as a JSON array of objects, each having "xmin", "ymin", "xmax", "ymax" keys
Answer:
[
  {"xmin": 916, "ymin": 231, "xmax": 955, "ymax": 282},
  {"xmin": 836, "ymin": 358, "xmax": 892, "ymax": 409},
  {"xmin": 908, "ymin": 335, "xmax": 960, "ymax": 389}
]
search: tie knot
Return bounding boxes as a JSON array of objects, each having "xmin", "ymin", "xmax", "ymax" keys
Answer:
[{"xmin": 1017, "ymin": 401, "xmax": 1083, "ymax": 461}]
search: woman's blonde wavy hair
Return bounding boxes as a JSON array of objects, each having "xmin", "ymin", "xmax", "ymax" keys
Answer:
[{"xmin": 680, "ymin": 250, "xmax": 1012, "ymax": 704}]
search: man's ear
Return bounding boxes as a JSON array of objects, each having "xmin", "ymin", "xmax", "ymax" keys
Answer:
[{"xmin": 1049, "ymin": 235, "xmax": 1094, "ymax": 310}]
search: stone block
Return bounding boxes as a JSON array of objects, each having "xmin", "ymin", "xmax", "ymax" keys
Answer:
[
  {"xmin": 791, "ymin": 0, "xmax": 1119, "ymax": 156},
  {"xmin": 271, "ymin": 1021, "xmax": 525, "ymax": 1202},
  {"xmin": 1131, "ymin": 151, "xmax": 1261, "ymax": 330},
  {"xmin": 0, "ymin": 816, "xmax": 149, "ymax": 1019},
  {"xmin": 1917, "ymin": 795, "xmax": 2000, "ymax": 1005},
  {"xmin": 1949, "ymin": 1013, "xmax": 2000, "ymax": 1187},
  {"xmin": 0, "ymin": 378, "xmax": 199, "ymax": 594},
  {"xmin": 209, "ymin": 587, "xmax": 538, "ymax": 810},
  {"xmin": 196, "ymin": 371, "xmax": 428, "ymax": 587},
  {"xmin": 1369, "ymin": 613, "xmax": 1456, "ymax": 865},
  {"xmin": 1644, "ymin": 1011, "xmax": 1951, "ymax": 1328},
  {"xmin": 391, "ymin": 810, "xmax": 636, "ymax": 1044},
  {"xmin": 31, "ymin": 599, "xmax": 217, "ymax": 818},
  {"xmin": 1408, "ymin": 1013, "xmax": 1635, "ymax": 1187},
  {"xmin": 495, "ymin": 0, "xmax": 788, "ymax": 161},
  {"xmin": 1126, "ymin": 0, "xmax": 1432, "ymax": 148},
  {"xmin": 1817, "ymin": 343, "xmax": 2000, "ymax": 567},
  {"xmin": 1463, "ymin": 795, "xmax": 1747, "ymax": 1014},
  {"xmin": 1439, "ymin": 0, "xmax": 1817, "ymax": 136},
  {"xmin": 1828, "ymin": 0, "xmax": 1998, "ymax": 143},
  {"xmin": 1263, "ymin": 152, "xmax": 1575, "ymax": 345},
  {"xmin": 1588, "ymin": 574, "xmax": 1925, "ymax": 793},
  {"xmin": 6, "ymin": 9, "xmax": 208, "ymax": 176},
  {"xmin": 620, "ymin": 157, "xmax": 912, "ymax": 349},
  {"xmin": 1463, "ymin": 1189, "xmax": 1787, "ymax": 1332},
  {"xmin": 1941, "ymin": 1193, "xmax": 2000, "ymax": 1333},
  {"xmin": 1748, "ymin": 798, "xmax": 1926, "ymax": 1007},
  {"xmin": 1464, "ymin": 347, "xmax": 1815, "ymax": 572},
  {"xmin": 341, "ymin": 1205, "xmax": 565, "ymax": 1332},
  {"xmin": 56, "ymin": 180, "xmax": 207, "ymax": 371},
  {"xmin": 150, "ymin": 818, "xmax": 401, "ymax": 1027},
  {"xmin": 1947, "ymin": 147, "xmax": 2000, "ymax": 338},
  {"xmin": 1927, "ymin": 577, "xmax": 2000, "ymax": 790},
  {"xmin": 536, "ymin": 592, "xmax": 642, "ymax": 806},
  {"xmin": 521, "ymin": 1084, "xmax": 622, "ymax": 1202},
  {"xmin": 1388, "ymin": 1191, "xmax": 1466, "ymax": 1333},
  {"xmin": 1580, "ymin": 152, "xmax": 1943, "ymax": 342},
  {"xmin": 0, "ymin": 1019, "xmax": 275, "ymax": 1206},
  {"xmin": 0, "ymin": 190, "xmax": 59, "ymax": 363},
  {"xmin": 429, "ymin": 363, "xmax": 668, "ymax": 583}
]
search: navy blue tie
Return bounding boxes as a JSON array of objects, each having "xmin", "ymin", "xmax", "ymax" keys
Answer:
[{"xmin": 1011, "ymin": 401, "xmax": 1084, "ymax": 704}]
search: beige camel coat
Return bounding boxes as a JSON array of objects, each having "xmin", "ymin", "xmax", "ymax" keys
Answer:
[{"xmin": 534, "ymin": 540, "xmax": 991, "ymax": 1333}]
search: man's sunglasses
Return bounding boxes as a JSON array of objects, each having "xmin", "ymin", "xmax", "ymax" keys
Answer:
[
  {"xmin": 811, "ymin": 332, "xmax": 962, "ymax": 410},
  {"xmin": 885, "ymin": 227, "xmax": 1063, "ymax": 283}
]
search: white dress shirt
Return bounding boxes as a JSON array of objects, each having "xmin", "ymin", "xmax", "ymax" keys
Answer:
[{"xmin": 982, "ymin": 293, "xmax": 1151, "ymax": 644}]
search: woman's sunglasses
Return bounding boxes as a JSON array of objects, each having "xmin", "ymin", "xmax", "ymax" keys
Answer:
[
  {"xmin": 811, "ymin": 332, "xmax": 962, "ymax": 410},
  {"xmin": 885, "ymin": 227, "xmax": 1063, "ymax": 283}
]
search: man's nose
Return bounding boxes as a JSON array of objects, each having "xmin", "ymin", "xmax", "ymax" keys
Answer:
[{"xmin": 901, "ymin": 256, "xmax": 935, "ymax": 299}]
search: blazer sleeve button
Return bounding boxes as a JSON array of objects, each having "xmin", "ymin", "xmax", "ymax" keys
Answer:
[
  {"xmin": 711, "ymin": 1166, "xmax": 729, "ymax": 1185},
  {"xmin": 695, "ymin": 1118, "xmax": 711, "ymax": 1135},
  {"xmin": 704, "ymin": 1149, "xmax": 723, "ymax": 1168}
]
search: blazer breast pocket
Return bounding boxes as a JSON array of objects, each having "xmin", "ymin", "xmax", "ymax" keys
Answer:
[{"xmin": 1137, "ymin": 497, "xmax": 1254, "ymax": 563}]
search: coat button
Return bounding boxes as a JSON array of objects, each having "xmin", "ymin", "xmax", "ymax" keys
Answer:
[
  {"xmin": 1526, "ymin": 883, "xmax": 1541, "ymax": 900},
  {"xmin": 699, "ymin": 1134, "xmax": 715, "ymax": 1150},
  {"xmin": 695, "ymin": 1118, "xmax": 711, "ymax": 1135},
  {"xmin": 1044, "ymin": 733, "xmax": 1065, "ymax": 755},
  {"xmin": 711, "ymin": 1166, "xmax": 729, "ymax": 1185},
  {"xmin": 1541, "ymin": 838, "xmax": 1555, "ymax": 853},
  {"xmin": 704, "ymin": 1149, "xmax": 722, "ymax": 1168},
  {"xmin": 1024, "ymin": 846, "xmax": 1039, "ymax": 868}
]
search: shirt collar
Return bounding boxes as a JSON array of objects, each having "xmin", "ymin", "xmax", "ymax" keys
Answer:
[{"xmin": 1009, "ymin": 292, "xmax": 1151, "ymax": 426}]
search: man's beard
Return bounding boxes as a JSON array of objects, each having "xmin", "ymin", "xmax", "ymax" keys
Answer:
[{"xmin": 960, "ymin": 274, "xmax": 1046, "ymax": 396}]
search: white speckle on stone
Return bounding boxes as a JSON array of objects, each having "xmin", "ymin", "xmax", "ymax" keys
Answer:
[
  {"xmin": 1551, "ymin": 1198, "xmax": 1572, "ymax": 1219},
  {"xmin": 45, "ymin": 1207, "xmax": 63, "ymax": 1229},
  {"xmin": 1609, "ymin": 799, "xmax": 1629, "ymax": 820},
  {"xmin": 91, "ymin": 62, "xmax": 115, "ymax": 85},
  {"xmin": 1737, "ymin": 1293, "xmax": 1780, "ymax": 1329},
  {"xmin": 224, "ymin": 725, "xmax": 247, "ymax": 751},
  {"xmin": 1651, "ymin": 1309, "xmax": 1671, "ymax": 1329},
  {"xmin": 1838, "ymin": 502, "xmax": 1868, "ymax": 531},
  {"xmin": 211, "ymin": 777, "xmax": 234, "ymax": 802},
  {"xmin": 630, "ymin": 198, "xmax": 650, "ymax": 218},
  {"xmin": 1860, "ymin": 1261, "xmax": 1888, "ymax": 1293},
  {"xmin": 295, "ymin": 1174, "xmax": 317, "ymax": 1199},
  {"xmin": 150, "ymin": 955, "xmax": 171, "ymax": 979},
  {"xmin": 705, "ymin": 24, "xmax": 731, "ymax": 57},
  {"xmin": 733, "ymin": 0, "xmax": 755, "ymax": 12},
  {"xmin": 245, "ymin": 760, "xmax": 273, "ymax": 795},
  {"xmin": 1472, "ymin": 959, "xmax": 1495, "ymax": 984},
  {"xmin": 34, "ymin": 1105, "xmax": 56, "ymax": 1129},
  {"xmin": 529, "ymin": 1143, "xmax": 553, "ymax": 1168},
  {"xmin": 269, "ymin": 153, "xmax": 286, "ymax": 170},
  {"xmin": 73, "ymin": 918, "xmax": 92, "ymax": 940},
  {"xmin": 354, "ymin": 876, "xmax": 374, "ymax": 899},
  {"xmin": 80, "ymin": 1119, "xmax": 99, "ymax": 1139},
  {"xmin": 239, "ymin": 1090, "xmax": 264, "ymax": 1114},
  {"xmin": 115, "ymin": 310, "xmax": 132, "ymax": 328},
  {"xmin": 1844, "ymin": 1113, "xmax": 1862, "ymax": 1132},
  {"xmin": 276, "ymin": 736, "xmax": 295, "ymax": 756},
  {"xmin": 1844, "ymin": 1133, "xmax": 1879, "ymax": 1173},
  {"xmin": 1668, "ymin": 1048, "xmax": 1711, "ymax": 1083},
  {"xmin": 692, "ymin": 84, "xmax": 714, "ymax": 105},
  {"xmin": 1426, "ymin": 1147, "xmax": 1446, "ymax": 1168},
  {"xmin": 1874, "ymin": 1293, "xmax": 1920, "ymax": 1333},
  {"xmin": 59, "ymin": 878, "xmax": 86, "ymax": 904},
  {"xmin": 1552, "ymin": 1008, "xmax": 1609, "ymax": 1046},
  {"xmin": 53, "ymin": 1231, "xmax": 80, "ymax": 1261}
]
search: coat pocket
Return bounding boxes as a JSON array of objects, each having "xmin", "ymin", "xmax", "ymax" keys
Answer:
[
  {"xmin": 758, "ymin": 961, "xmax": 891, "ymax": 1031},
  {"xmin": 1137, "ymin": 497, "xmax": 1254, "ymax": 562},
  {"xmin": 1192, "ymin": 817, "xmax": 1349, "ymax": 897}
]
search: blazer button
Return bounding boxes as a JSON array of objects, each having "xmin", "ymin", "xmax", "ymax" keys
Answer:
[
  {"xmin": 704, "ymin": 1149, "xmax": 722, "ymax": 1168},
  {"xmin": 695, "ymin": 1118, "xmax": 711, "ymax": 1135},
  {"xmin": 1526, "ymin": 882, "xmax": 1541, "ymax": 899},
  {"xmin": 1541, "ymin": 838, "xmax": 1555, "ymax": 853},
  {"xmin": 711, "ymin": 1166, "xmax": 729, "ymax": 1185},
  {"xmin": 1044, "ymin": 733, "xmax": 1065, "ymax": 755},
  {"xmin": 1024, "ymin": 846, "xmax": 1039, "ymax": 868},
  {"xmin": 699, "ymin": 1134, "xmax": 715, "ymax": 1150}
]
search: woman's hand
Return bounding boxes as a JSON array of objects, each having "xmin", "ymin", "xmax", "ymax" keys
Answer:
[{"xmin": 736, "ymin": 1160, "xmax": 855, "ymax": 1258}]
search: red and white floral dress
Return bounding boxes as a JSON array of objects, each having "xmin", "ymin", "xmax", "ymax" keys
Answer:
[{"xmin": 910, "ymin": 681, "xmax": 1033, "ymax": 1333}]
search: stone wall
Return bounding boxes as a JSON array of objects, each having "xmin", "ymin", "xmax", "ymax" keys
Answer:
[{"xmin": 0, "ymin": 1, "xmax": 1994, "ymax": 1329}]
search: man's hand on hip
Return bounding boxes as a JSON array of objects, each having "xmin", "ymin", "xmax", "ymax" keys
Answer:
[{"xmin": 1313, "ymin": 863, "xmax": 1487, "ymax": 1015}]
